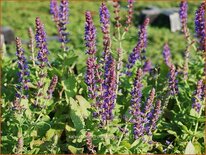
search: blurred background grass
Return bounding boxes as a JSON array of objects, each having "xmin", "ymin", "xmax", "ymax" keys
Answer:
[{"xmin": 1, "ymin": 0, "xmax": 203, "ymax": 72}]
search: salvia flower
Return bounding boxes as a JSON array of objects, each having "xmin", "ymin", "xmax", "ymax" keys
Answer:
[
  {"xmin": 168, "ymin": 64, "xmax": 179, "ymax": 96},
  {"xmin": 179, "ymin": 0, "xmax": 188, "ymax": 35},
  {"xmin": 149, "ymin": 100, "xmax": 162, "ymax": 134},
  {"xmin": 85, "ymin": 11, "xmax": 97, "ymax": 55},
  {"xmin": 99, "ymin": 3, "xmax": 111, "ymax": 61},
  {"xmin": 101, "ymin": 55, "xmax": 117, "ymax": 122},
  {"xmin": 125, "ymin": 0, "xmax": 134, "ymax": 32},
  {"xmin": 143, "ymin": 59, "xmax": 152, "ymax": 73},
  {"xmin": 99, "ymin": 3, "xmax": 110, "ymax": 33},
  {"xmin": 195, "ymin": 2, "xmax": 206, "ymax": 51},
  {"xmin": 130, "ymin": 68, "xmax": 144, "ymax": 139},
  {"xmin": 192, "ymin": 80, "xmax": 204, "ymax": 113},
  {"xmin": 126, "ymin": 18, "xmax": 150, "ymax": 71},
  {"xmin": 162, "ymin": 43, "xmax": 172, "ymax": 67},
  {"xmin": 143, "ymin": 88, "xmax": 155, "ymax": 133},
  {"xmin": 50, "ymin": 0, "xmax": 59, "ymax": 23},
  {"xmin": 86, "ymin": 132, "xmax": 96, "ymax": 154},
  {"xmin": 47, "ymin": 75, "xmax": 58, "ymax": 99},
  {"xmin": 35, "ymin": 17, "xmax": 49, "ymax": 67},
  {"xmin": 16, "ymin": 37, "xmax": 30, "ymax": 98},
  {"xmin": 113, "ymin": 0, "xmax": 121, "ymax": 28},
  {"xmin": 58, "ymin": 0, "xmax": 69, "ymax": 47},
  {"xmin": 85, "ymin": 57, "xmax": 97, "ymax": 99}
]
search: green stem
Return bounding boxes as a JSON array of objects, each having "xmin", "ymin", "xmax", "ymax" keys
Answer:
[
  {"xmin": 175, "ymin": 95, "xmax": 182, "ymax": 111},
  {"xmin": 192, "ymin": 105, "xmax": 203, "ymax": 142},
  {"xmin": 117, "ymin": 116, "xmax": 132, "ymax": 147}
]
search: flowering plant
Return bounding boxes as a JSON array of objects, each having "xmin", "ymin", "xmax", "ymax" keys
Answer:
[{"xmin": 2, "ymin": 0, "xmax": 205, "ymax": 154}]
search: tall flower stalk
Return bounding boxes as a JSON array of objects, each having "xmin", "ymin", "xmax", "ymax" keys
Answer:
[
  {"xmin": 50, "ymin": 0, "xmax": 69, "ymax": 51},
  {"xmin": 28, "ymin": 27, "xmax": 36, "ymax": 67},
  {"xmin": 58, "ymin": 0, "xmax": 69, "ymax": 51},
  {"xmin": 15, "ymin": 37, "xmax": 30, "ymax": 99},
  {"xmin": 126, "ymin": 18, "xmax": 149, "ymax": 74},
  {"xmin": 35, "ymin": 17, "xmax": 49, "ymax": 106},
  {"xmin": 192, "ymin": 80, "xmax": 204, "ymax": 113},
  {"xmin": 162, "ymin": 43, "xmax": 172, "ymax": 67},
  {"xmin": 130, "ymin": 68, "xmax": 144, "ymax": 139}
]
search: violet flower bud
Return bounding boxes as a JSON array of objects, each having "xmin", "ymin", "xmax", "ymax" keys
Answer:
[
  {"xmin": 58, "ymin": 0, "xmax": 69, "ymax": 47},
  {"xmin": 125, "ymin": 0, "xmax": 134, "ymax": 32},
  {"xmin": 130, "ymin": 68, "xmax": 144, "ymax": 139},
  {"xmin": 47, "ymin": 75, "xmax": 58, "ymax": 99},
  {"xmin": 85, "ymin": 57, "xmax": 97, "ymax": 99},
  {"xmin": 162, "ymin": 43, "xmax": 172, "ymax": 67},
  {"xmin": 150, "ymin": 100, "xmax": 161, "ymax": 133},
  {"xmin": 195, "ymin": 2, "xmax": 206, "ymax": 51},
  {"xmin": 85, "ymin": 11, "xmax": 97, "ymax": 55},
  {"xmin": 50, "ymin": 0, "xmax": 59, "ymax": 23},
  {"xmin": 99, "ymin": 3, "xmax": 111, "ymax": 61},
  {"xmin": 113, "ymin": 0, "xmax": 121, "ymax": 28},
  {"xmin": 16, "ymin": 37, "xmax": 30, "ymax": 98},
  {"xmin": 86, "ymin": 132, "xmax": 96, "ymax": 154},
  {"xmin": 101, "ymin": 55, "xmax": 117, "ymax": 122},
  {"xmin": 126, "ymin": 18, "xmax": 149, "ymax": 71},
  {"xmin": 143, "ymin": 59, "xmax": 152, "ymax": 73},
  {"xmin": 179, "ymin": 0, "xmax": 188, "ymax": 36},
  {"xmin": 192, "ymin": 80, "xmax": 204, "ymax": 113},
  {"xmin": 35, "ymin": 17, "xmax": 49, "ymax": 68},
  {"xmin": 168, "ymin": 64, "xmax": 179, "ymax": 96}
]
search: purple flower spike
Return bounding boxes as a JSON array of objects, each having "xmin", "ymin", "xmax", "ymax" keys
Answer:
[
  {"xmin": 143, "ymin": 88, "xmax": 155, "ymax": 135},
  {"xmin": 35, "ymin": 17, "xmax": 49, "ymax": 68},
  {"xmin": 126, "ymin": 18, "xmax": 149, "ymax": 71},
  {"xmin": 125, "ymin": 0, "xmax": 134, "ymax": 32},
  {"xmin": 15, "ymin": 37, "xmax": 30, "ymax": 98},
  {"xmin": 50, "ymin": 0, "xmax": 59, "ymax": 23},
  {"xmin": 168, "ymin": 64, "xmax": 178, "ymax": 96},
  {"xmin": 101, "ymin": 55, "xmax": 117, "ymax": 122},
  {"xmin": 99, "ymin": 3, "xmax": 111, "ymax": 61},
  {"xmin": 179, "ymin": 1, "xmax": 188, "ymax": 31},
  {"xmin": 100, "ymin": 3, "xmax": 110, "ymax": 31},
  {"xmin": 58, "ymin": 0, "xmax": 69, "ymax": 46},
  {"xmin": 162, "ymin": 43, "xmax": 172, "ymax": 67},
  {"xmin": 150, "ymin": 100, "xmax": 161, "ymax": 133},
  {"xmin": 85, "ymin": 57, "xmax": 97, "ymax": 99},
  {"xmin": 47, "ymin": 75, "xmax": 58, "ymax": 99},
  {"xmin": 195, "ymin": 2, "xmax": 206, "ymax": 51},
  {"xmin": 130, "ymin": 68, "xmax": 144, "ymax": 139},
  {"xmin": 85, "ymin": 11, "xmax": 97, "ymax": 55},
  {"xmin": 192, "ymin": 80, "xmax": 204, "ymax": 113},
  {"xmin": 143, "ymin": 59, "xmax": 152, "ymax": 73}
]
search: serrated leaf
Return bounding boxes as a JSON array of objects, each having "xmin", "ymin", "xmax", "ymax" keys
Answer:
[
  {"xmin": 69, "ymin": 97, "xmax": 85, "ymax": 131},
  {"xmin": 184, "ymin": 141, "xmax": 196, "ymax": 154},
  {"xmin": 190, "ymin": 108, "xmax": 199, "ymax": 118},
  {"xmin": 76, "ymin": 95, "xmax": 90, "ymax": 118}
]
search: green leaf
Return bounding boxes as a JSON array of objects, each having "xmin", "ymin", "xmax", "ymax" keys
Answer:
[
  {"xmin": 75, "ymin": 95, "xmax": 91, "ymax": 118},
  {"xmin": 120, "ymin": 140, "xmax": 131, "ymax": 149},
  {"xmin": 45, "ymin": 128, "xmax": 56, "ymax": 140},
  {"xmin": 65, "ymin": 124, "xmax": 76, "ymax": 132},
  {"xmin": 69, "ymin": 97, "xmax": 85, "ymax": 131},
  {"xmin": 190, "ymin": 108, "xmax": 199, "ymax": 118},
  {"xmin": 184, "ymin": 141, "xmax": 196, "ymax": 154},
  {"xmin": 131, "ymin": 139, "xmax": 141, "ymax": 148},
  {"xmin": 62, "ymin": 76, "xmax": 77, "ymax": 98},
  {"xmin": 193, "ymin": 141, "xmax": 202, "ymax": 154},
  {"xmin": 68, "ymin": 145, "xmax": 83, "ymax": 154},
  {"xmin": 167, "ymin": 130, "xmax": 178, "ymax": 137}
]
